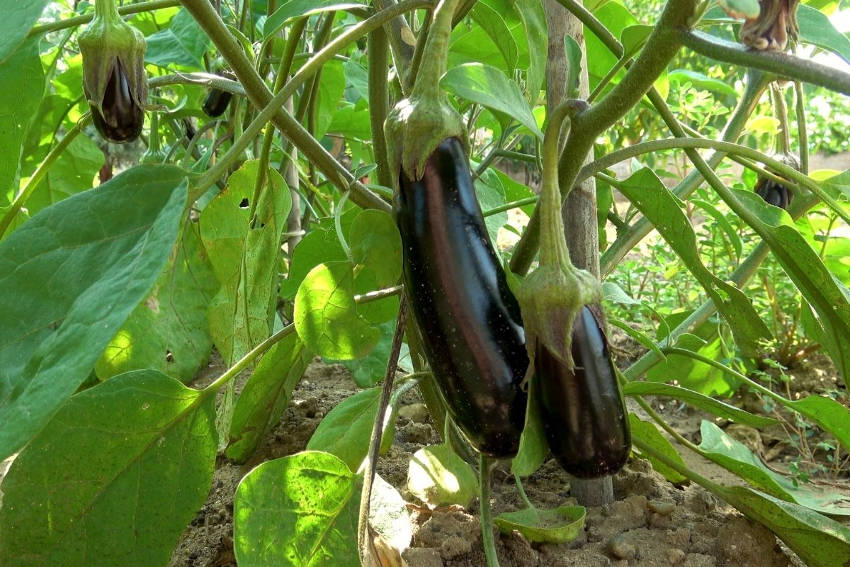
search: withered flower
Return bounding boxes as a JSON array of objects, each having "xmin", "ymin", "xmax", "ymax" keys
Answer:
[{"xmin": 740, "ymin": 0, "xmax": 800, "ymax": 51}]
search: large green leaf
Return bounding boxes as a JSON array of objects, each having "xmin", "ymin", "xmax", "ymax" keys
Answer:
[
  {"xmin": 0, "ymin": 38, "xmax": 43, "ymax": 205},
  {"xmin": 0, "ymin": 370, "xmax": 217, "ymax": 566},
  {"xmin": 0, "ymin": 1, "xmax": 48, "ymax": 63},
  {"xmin": 0, "ymin": 165, "xmax": 187, "ymax": 460},
  {"xmin": 629, "ymin": 415, "xmax": 689, "ymax": 484},
  {"xmin": 145, "ymin": 8, "xmax": 210, "ymax": 69},
  {"xmin": 263, "ymin": 0, "xmax": 365, "ymax": 39},
  {"xmin": 735, "ymin": 185, "xmax": 850, "ymax": 386},
  {"xmin": 201, "ymin": 160, "xmax": 291, "ymax": 364},
  {"xmin": 471, "ymin": 2, "xmax": 519, "ymax": 71},
  {"xmin": 698, "ymin": 421, "xmax": 850, "ymax": 516},
  {"xmin": 234, "ymin": 451, "xmax": 360, "ymax": 566},
  {"xmin": 441, "ymin": 63, "xmax": 543, "ymax": 139},
  {"xmin": 27, "ymin": 133, "xmax": 104, "ymax": 215},
  {"xmin": 307, "ymin": 387, "xmax": 385, "ymax": 471},
  {"xmin": 95, "ymin": 219, "xmax": 219, "ymax": 382},
  {"xmin": 797, "ymin": 4, "xmax": 850, "ymax": 63},
  {"xmin": 293, "ymin": 261, "xmax": 380, "ymax": 360},
  {"xmin": 227, "ymin": 332, "xmax": 313, "ymax": 462},
  {"xmin": 623, "ymin": 382, "xmax": 777, "ymax": 428},
  {"xmin": 714, "ymin": 485, "xmax": 850, "ymax": 566},
  {"xmin": 514, "ymin": 0, "xmax": 546, "ymax": 102},
  {"xmin": 281, "ymin": 226, "xmax": 347, "ymax": 299},
  {"xmin": 619, "ymin": 168, "xmax": 771, "ymax": 357}
]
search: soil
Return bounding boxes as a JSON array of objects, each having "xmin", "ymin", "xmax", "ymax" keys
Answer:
[{"xmin": 165, "ymin": 335, "xmax": 849, "ymax": 567}]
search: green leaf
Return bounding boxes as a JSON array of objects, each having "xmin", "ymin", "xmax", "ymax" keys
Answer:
[
  {"xmin": 647, "ymin": 334, "xmax": 735, "ymax": 396},
  {"xmin": 717, "ymin": 0, "xmax": 760, "ymax": 18},
  {"xmin": 690, "ymin": 197, "xmax": 743, "ymax": 259},
  {"xmin": 234, "ymin": 451, "xmax": 360, "ymax": 567},
  {"xmin": 0, "ymin": 39, "xmax": 43, "ymax": 205},
  {"xmin": 471, "ymin": 2, "xmax": 519, "ymax": 70},
  {"xmin": 668, "ymin": 70, "xmax": 738, "ymax": 98},
  {"xmin": 294, "ymin": 261, "xmax": 380, "ymax": 360},
  {"xmin": 512, "ymin": 374, "xmax": 548, "ymax": 478},
  {"xmin": 0, "ymin": 165, "xmax": 188, "ymax": 460},
  {"xmin": 349, "ymin": 209, "xmax": 402, "ymax": 288},
  {"xmin": 307, "ymin": 387, "xmax": 388, "ymax": 471},
  {"xmin": 145, "ymin": 9, "xmax": 211, "ymax": 69},
  {"xmin": 201, "ymin": 160, "xmax": 291, "ymax": 364},
  {"xmin": 628, "ymin": 415, "xmax": 689, "ymax": 484},
  {"xmin": 27, "ymin": 133, "xmax": 104, "ymax": 215},
  {"xmin": 0, "ymin": 370, "xmax": 217, "ymax": 567},
  {"xmin": 494, "ymin": 506, "xmax": 585, "ymax": 544},
  {"xmin": 514, "ymin": 0, "xmax": 546, "ymax": 102},
  {"xmin": 712, "ymin": 485, "xmax": 850, "ymax": 567},
  {"xmin": 797, "ymin": 4, "xmax": 850, "ymax": 62},
  {"xmin": 623, "ymin": 382, "xmax": 777, "ymax": 428},
  {"xmin": 735, "ymin": 183, "xmax": 850, "ymax": 387},
  {"xmin": 476, "ymin": 168, "xmax": 509, "ymax": 245},
  {"xmin": 227, "ymin": 332, "xmax": 313, "ymax": 462},
  {"xmin": 408, "ymin": 444, "xmax": 478, "ymax": 508},
  {"xmin": 787, "ymin": 394, "xmax": 850, "ymax": 453},
  {"xmin": 621, "ymin": 24, "xmax": 653, "ymax": 56},
  {"xmin": 564, "ymin": 35, "xmax": 583, "ymax": 98},
  {"xmin": 96, "ymin": 220, "xmax": 219, "ymax": 382},
  {"xmin": 264, "ymin": 1, "xmax": 365, "ymax": 38},
  {"xmin": 584, "ymin": 2, "xmax": 636, "ymax": 89},
  {"xmin": 441, "ymin": 63, "xmax": 543, "ymax": 139},
  {"xmin": 314, "ymin": 60, "xmax": 346, "ymax": 140},
  {"xmin": 698, "ymin": 421, "xmax": 850, "ymax": 516},
  {"xmin": 618, "ymin": 168, "xmax": 771, "ymax": 357},
  {"xmin": 342, "ymin": 320, "xmax": 399, "ymax": 388},
  {"xmin": 0, "ymin": 0, "xmax": 48, "ymax": 64},
  {"xmin": 281, "ymin": 226, "xmax": 347, "ymax": 298}
]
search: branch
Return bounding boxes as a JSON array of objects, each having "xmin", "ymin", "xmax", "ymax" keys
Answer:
[
  {"xmin": 680, "ymin": 30, "xmax": 850, "ymax": 96},
  {"xmin": 28, "ymin": 0, "xmax": 180, "ymax": 37}
]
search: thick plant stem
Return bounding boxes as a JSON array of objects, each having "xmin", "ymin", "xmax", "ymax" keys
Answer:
[
  {"xmin": 794, "ymin": 81, "xmax": 809, "ymax": 174},
  {"xmin": 29, "ymin": 0, "xmax": 180, "ymax": 37},
  {"xmin": 0, "ymin": 115, "xmax": 90, "ymax": 239},
  {"xmin": 202, "ymin": 324, "xmax": 296, "ymax": 394},
  {"xmin": 599, "ymin": 69, "xmax": 769, "ymax": 275},
  {"xmin": 369, "ymin": 28, "xmax": 393, "ymax": 189},
  {"xmin": 183, "ymin": 0, "xmax": 427, "ymax": 203},
  {"xmin": 410, "ymin": 0, "xmax": 461, "ymax": 102},
  {"xmin": 479, "ymin": 455, "xmax": 500, "ymax": 567},
  {"xmin": 371, "ymin": 0, "xmax": 416, "ymax": 89},
  {"xmin": 358, "ymin": 300, "xmax": 408, "ymax": 565},
  {"xmin": 510, "ymin": 0, "xmax": 697, "ymax": 275},
  {"xmin": 680, "ymin": 30, "xmax": 850, "ymax": 95},
  {"xmin": 179, "ymin": 0, "xmax": 426, "ymax": 210},
  {"xmin": 623, "ymin": 193, "xmax": 819, "ymax": 380}
]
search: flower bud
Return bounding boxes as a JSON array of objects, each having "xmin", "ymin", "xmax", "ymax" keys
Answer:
[{"xmin": 78, "ymin": 0, "xmax": 147, "ymax": 143}]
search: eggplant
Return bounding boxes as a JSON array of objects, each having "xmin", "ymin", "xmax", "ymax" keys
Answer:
[
  {"xmin": 395, "ymin": 137, "xmax": 529, "ymax": 458},
  {"xmin": 754, "ymin": 176, "xmax": 792, "ymax": 209},
  {"xmin": 536, "ymin": 305, "xmax": 630, "ymax": 478},
  {"xmin": 202, "ymin": 88, "xmax": 233, "ymax": 118},
  {"xmin": 90, "ymin": 61, "xmax": 145, "ymax": 143}
]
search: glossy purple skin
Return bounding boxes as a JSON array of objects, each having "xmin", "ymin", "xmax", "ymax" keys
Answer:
[
  {"xmin": 202, "ymin": 88, "xmax": 232, "ymax": 118},
  {"xmin": 91, "ymin": 61, "xmax": 144, "ymax": 143},
  {"xmin": 754, "ymin": 176, "xmax": 792, "ymax": 209},
  {"xmin": 395, "ymin": 138, "xmax": 529, "ymax": 458},
  {"xmin": 537, "ymin": 305, "xmax": 631, "ymax": 478}
]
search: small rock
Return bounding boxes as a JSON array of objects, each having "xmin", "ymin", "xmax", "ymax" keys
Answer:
[
  {"xmin": 684, "ymin": 552, "xmax": 717, "ymax": 567},
  {"xmin": 649, "ymin": 511, "xmax": 674, "ymax": 529},
  {"xmin": 608, "ymin": 534, "xmax": 636, "ymax": 560},
  {"xmin": 648, "ymin": 499, "xmax": 675, "ymax": 515},
  {"xmin": 440, "ymin": 535, "xmax": 472, "ymax": 560},
  {"xmin": 402, "ymin": 547, "xmax": 444, "ymax": 567},
  {"xmin": 665, "ymin": 527, "xmax": 691, "ymax": 550},
  {"xmin": 400, "ymin": 422, "xmax": 433, "ymax": 444},
  {"xmin": 667, "ymin": 548, "xmax": 686, "ymax": 565},
  {"xmin": 399, "ymin": 403, "xmax": 430, "ymax": 423}
]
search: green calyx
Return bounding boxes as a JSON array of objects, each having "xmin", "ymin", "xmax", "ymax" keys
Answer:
[
  {"xmin": 384, "ymin": 0, "xmax": 466, "ymax": 184},
  {"xmin": 78, "ymin": 0, "xmax": 148, "ymax": 116},
  {"xmin": 516, "ymin": 99, "xmax": 600, "ymax": 369}
]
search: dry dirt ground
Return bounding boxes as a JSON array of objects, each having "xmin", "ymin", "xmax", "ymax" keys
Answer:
[{"xmin": 167, "ymin": 341, "xmax": 849, "ymax": 567}]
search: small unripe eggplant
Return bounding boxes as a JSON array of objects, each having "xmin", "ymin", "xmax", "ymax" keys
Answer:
[
  {"xmin": 78, "ymin": 0, "xmax": 147, "ymax": 143},
  {"xmin": 202, "ymin": 88, "xmax": 233, "ymax": 118},
  {"xmin": 754, "ymin": 176, "xmax": 792, "ymax": 209},
  {"xmin": 90, "ymin": 61, "xmax": 144, "ymax": 143},
  {"xmin": 536, "ymin": 305, "xmax": 630, "ymax": 478}
]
